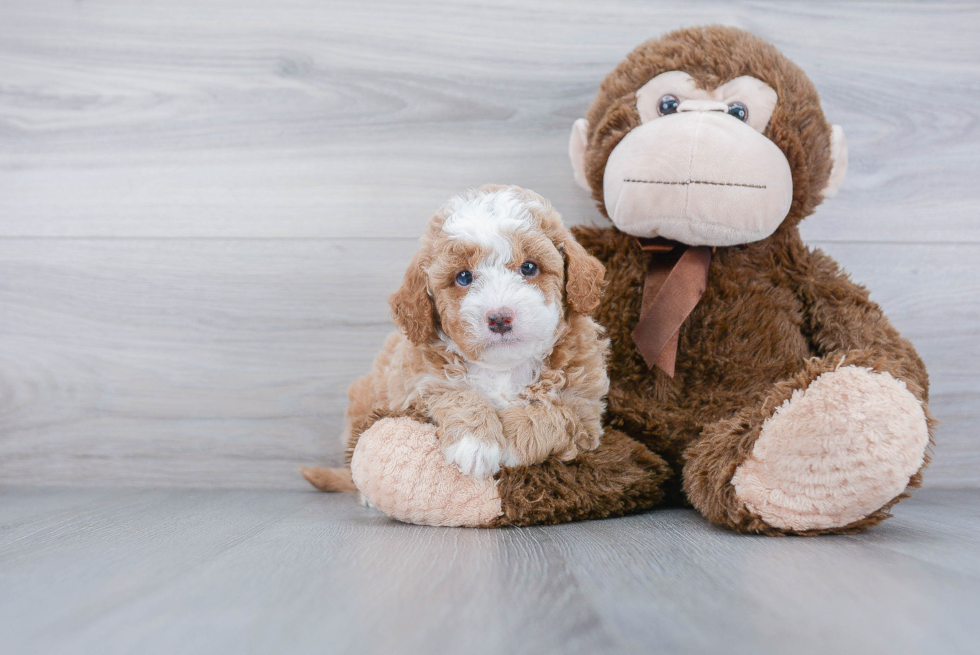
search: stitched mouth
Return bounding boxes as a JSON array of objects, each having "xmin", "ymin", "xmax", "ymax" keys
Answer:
[{"xmin": 624, "ymin": 178, "xmax": 766, "ymax": 189}]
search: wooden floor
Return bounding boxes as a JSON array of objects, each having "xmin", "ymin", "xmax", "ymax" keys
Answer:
[{"xmin": 0, "ymin": 487, "xmax": 977, "ymax": 655}]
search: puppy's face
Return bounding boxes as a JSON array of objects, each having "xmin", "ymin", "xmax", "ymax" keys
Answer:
[
  {"xmin": 391, "ymin": 186, "xmax": 604, "ymax": 368},
  {"xmin": 430, "ymin": 196, "xmax": 564, "ymax": 367}
]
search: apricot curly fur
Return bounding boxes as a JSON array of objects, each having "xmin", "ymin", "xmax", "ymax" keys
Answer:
[{"xmin": 308, "ymin": 185, "xmax": 613, "ymax": 493}]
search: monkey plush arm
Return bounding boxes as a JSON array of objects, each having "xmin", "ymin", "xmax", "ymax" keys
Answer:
[{"xmin": 796, "ymin": 246, "xmax": 929, "ymax": 400}]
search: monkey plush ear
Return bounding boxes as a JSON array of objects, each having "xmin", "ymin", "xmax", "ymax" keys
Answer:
[
  {"xmin": 569, "ymin": 118, "xmax": 591, "ymax": 191},
  {"xmin": 822, "ymin": 124, "xmax": 848, "ymax": 198},
  {"xmin": 389, "ymin": 250, "xmax": 437, "ymax": 346},
  {"xmin": 563, "ymin": 236, "xmax": 605, "ymax": 315}
]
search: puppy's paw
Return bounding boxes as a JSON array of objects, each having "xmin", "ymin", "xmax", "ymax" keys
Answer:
[
  {"xmin": 442, "ymin": 435, "xmax": 514, "ymax": 478},
  {"xmin": 499, "ymin": 403, "xmax": 575, "ymax": 465},
  {"xmin": 572, "ymin": 424, "xmax": 602, "ymax": 453}
]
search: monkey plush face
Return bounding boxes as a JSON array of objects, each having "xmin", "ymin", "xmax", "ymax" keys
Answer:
[{"xmin": 569, "ymin": 27, "xmax": 848, "ymax": 247}]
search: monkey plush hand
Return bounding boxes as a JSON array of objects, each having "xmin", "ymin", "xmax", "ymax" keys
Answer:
[{"xmin": 320, "ymin": 26, "xmax": 932, "ymax": 534}]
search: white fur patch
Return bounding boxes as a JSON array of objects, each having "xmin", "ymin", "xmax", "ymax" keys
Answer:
[
  {"xmin": 443, "ymin": 434, "xmax": 519, "ymax": 478},
  {"xmin": 440, "ymin": 187, "xmax": 561, "ymax": 372},
  {"xmin": 458, "ymin": 264, "xmax": 560, "ymax": 370},
  {"xmin": 463, "ymin": 359, "xmax": 544, "ymax": 411},
  {"xmin": 442, "ymin": 188, "xmax": 537, "ymax": 266}
]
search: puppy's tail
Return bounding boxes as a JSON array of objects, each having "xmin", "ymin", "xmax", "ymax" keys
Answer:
[{"xmin": 300, "ymin": 466, "xmax": 357, "ymax": 493}]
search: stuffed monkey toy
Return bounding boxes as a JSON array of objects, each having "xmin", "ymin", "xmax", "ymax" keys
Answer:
[{"xmin": 306, "ymin": 26, "xmax": 933, "ymax": 535}]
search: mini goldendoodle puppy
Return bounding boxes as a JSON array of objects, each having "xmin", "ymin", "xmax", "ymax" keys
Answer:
[{"xmin": 303, "ymin": 185, "xmax": 609, "ymax": 489}]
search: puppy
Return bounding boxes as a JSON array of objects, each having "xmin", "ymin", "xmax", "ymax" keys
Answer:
[{"xmin": 307, "ymin": 185, "xmax": 609, "ymax": 485}]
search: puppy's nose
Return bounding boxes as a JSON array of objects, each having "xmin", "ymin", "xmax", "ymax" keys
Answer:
[{"xmin": 486, "ymin": 308, "xmax": 514, "ymax": 334}]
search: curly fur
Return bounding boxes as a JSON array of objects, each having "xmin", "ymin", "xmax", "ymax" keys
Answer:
[{"xmin": 306, "ymin": 185, "xmax": 611, "ymax": 486}]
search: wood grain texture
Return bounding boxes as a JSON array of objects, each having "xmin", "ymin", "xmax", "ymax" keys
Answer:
[
  {"xmin": 0, "ymin": 0, "xmax": 977, "ymax": 488},
  {"xmin": 0, "ymin": 487, "xmax": 978, "ymax": 655},
  {"xmin": 0, "ymin": 0, "xmax": 977, "ymax": 241}
]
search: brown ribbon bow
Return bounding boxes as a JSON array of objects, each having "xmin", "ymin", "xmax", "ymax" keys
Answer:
[{"xmin": 631, "ymin": 238, "xmax": 712, "ymax": 377}]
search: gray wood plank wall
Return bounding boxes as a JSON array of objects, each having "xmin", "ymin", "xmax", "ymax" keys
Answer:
[{"xmin": 1, "ymin": 0, "xmax": 977, "ymax": 488}]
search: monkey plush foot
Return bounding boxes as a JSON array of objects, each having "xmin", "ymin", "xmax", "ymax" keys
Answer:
[
  {"xmin": 731, "ymin": 366, "xmax": 929, "ymax": 532},
  {"xmin": 350, "ymin": 417, "xmax": 504, "ymax": 527},
  {"xmin": 345, "ymin": 417, "xmax": 669, "ymax": 528}
]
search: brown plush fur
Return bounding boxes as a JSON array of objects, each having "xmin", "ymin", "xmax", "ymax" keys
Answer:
[
  {"xmin": 492, "ymin": 428, "xmax": 671, "ymax": 527},
  {"xmin": 493, "ymin": 25, "xmax": 933, "ymax": 534},
  {"xmin": 570, "ymin": 226, "xmax": 933, "ymax": 525}
]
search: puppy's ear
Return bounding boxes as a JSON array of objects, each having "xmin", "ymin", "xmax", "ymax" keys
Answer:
[
  {"xmin": 563, "ymin": 234, "xmax": 605, "ymax": 315},
  {"xmin": 389, "ymin": 249, "xmax": 437, "ymax": 346}
]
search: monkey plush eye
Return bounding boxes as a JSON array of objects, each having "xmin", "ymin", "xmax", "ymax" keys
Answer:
[
  {"xmin": 455, "ymin": 270, "xmax": 473, "ymax": 287},
  {"xmin": 519, "ymin": 261, "xmax": 538, "ymax": 277},
  {"xmin": 727, "ymin": 102, "xmax": 749, "ymax": 122},
  {"xmin": 658, "ymin": 95, "xmax": 680, "ymax": 116}
]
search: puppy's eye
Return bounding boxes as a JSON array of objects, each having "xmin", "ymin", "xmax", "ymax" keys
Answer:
[
  {"xmin": 519, "ymin": 261, "xmax": 538, "ymax": 277},
  {"xmin": 658, "ymin": 95, "xmax": 679, "ymax": 116},
  {"xmin": 727, "ymin": 102, "xmax": 748, "ymax": 122},
  {"xmin": 455, "ymin": 270, "xmax": 473, "ymax": 287}
]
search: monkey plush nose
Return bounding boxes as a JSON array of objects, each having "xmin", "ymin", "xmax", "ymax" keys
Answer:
[
  {"xmin": 486, "ymin": 309, "xmax": 515, "ymax": 334},
  {"xmin": 677, "ymin": 99, "xmax": 728, "ymax": 113}
]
